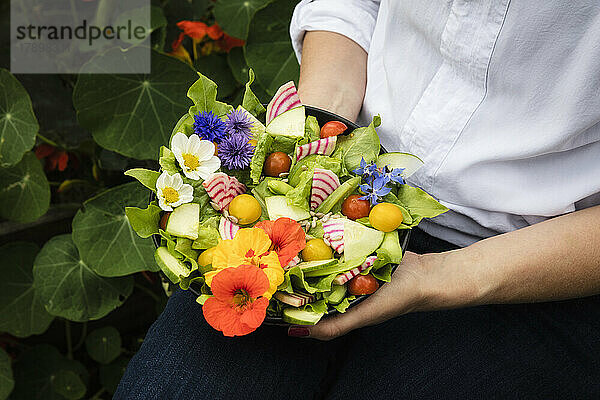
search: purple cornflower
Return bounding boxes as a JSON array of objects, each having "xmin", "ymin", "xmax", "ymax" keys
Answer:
[
  {"xmin": 359, "ymin": 175, "xmax": 392, "ymax": 205},
  {"xmin": 224, "ymin": 109, "xmax": 253, "ymax": 139},
  {"xmin": 353, "ymin": 158, "xmax": 379, "ymax": 184},
  {"xmin": 218, "ymin": 133, "xmax": 254, "ymax": 170},
  {"xmin": 193, "ymin": 111, "xmax": 226, "ymax": 143}
]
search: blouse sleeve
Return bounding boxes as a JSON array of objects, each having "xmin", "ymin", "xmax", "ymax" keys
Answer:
[{"xmin": 290, "ymin": 0, "xmax": 381, "ymax": 61}]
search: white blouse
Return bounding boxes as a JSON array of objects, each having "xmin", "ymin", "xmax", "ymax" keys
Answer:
[{"xmin": 290, "ymin": 0, "xmax": 600, "ymax": 246}]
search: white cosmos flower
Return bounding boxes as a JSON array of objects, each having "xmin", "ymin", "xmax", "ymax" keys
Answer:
[
  {"xmin": 171, "ymin": 132, "xmax": 221, "ymax": 180},
  {"xmin": 155, "ymin": 171, "xmax": 194, "ymax": 211}
]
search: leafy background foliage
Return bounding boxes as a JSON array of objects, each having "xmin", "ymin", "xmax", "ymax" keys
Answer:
[{"xmin": 0, "ymin": 0, "xmax": 298, "ymax": 398}]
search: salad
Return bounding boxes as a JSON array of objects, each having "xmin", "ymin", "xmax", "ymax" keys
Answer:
[{"xmin": 125, "ymin": 70, "xmax": 448, "ymax": 337}]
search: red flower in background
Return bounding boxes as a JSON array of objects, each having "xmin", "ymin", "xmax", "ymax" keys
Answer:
[
  {"xmin": 169, "ymin": 20, "xmax": 245, "ymax": 63},
  {"xmin": 34, "ymin": 144, "xmax": 78, "ymax": 172}
]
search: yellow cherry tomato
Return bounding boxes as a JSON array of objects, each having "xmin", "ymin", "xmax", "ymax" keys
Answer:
[
  {"xmin": 197, "ymin": 247, "xmax": 217, "ymax": 267},
  {"xmin": 369, "ymin": 203, "xmax": 403, "ymax": 232},
  {"xmin": 228, "ymin": 194, "xmax": 262, "ymax": 225},
  {"xmin": 302, "ymin": 239, "xmax": 333, "ymax": 261}
]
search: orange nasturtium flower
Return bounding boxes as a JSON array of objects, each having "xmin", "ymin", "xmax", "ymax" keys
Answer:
[
  {"xmin": 255, "ymin": 218, "xmax": 306, "ymax": 267},
  {"xmin": 202, "ymin": 265, "xmax": 270, "ymax": 337},
  {"xmin": 205, "ymin": 228, "xmax": 284, "ymax": 298}
]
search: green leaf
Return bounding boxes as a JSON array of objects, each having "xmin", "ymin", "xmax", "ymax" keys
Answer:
[
  {"xmin": 214, "ymin": 0, "xmax": 273, "ymax": 40},
  {"xmin": 33, "ymin": 235, "xmax": 134, "ymax": 322},
  {"xmin": 187, "ymin": 72, "xmax": 233, "ymax": 118},
  {"xmin": 115, "ymin": 5, "xmax": 167, "ymax": 45},
  {"xmin": 228, "ymin": 47, "xmax": 249, "ymax": 85},
  {"xmin": 0, "ymin": 348, "xmax": 13, "ymax": 400},
  {"xmin": 125, "ymin": 204, "xmax": 162, "ymax": 239},
  {"xmin": 305, "ymin": 115, "xmax": 320, "ymax": 142},
  {"xmin": 159, "ymin": 146, "xmax": 179, "ymax": 174},
  {"xmin": 194, "ymin": 54, "xmax": 237, "ymax": 100},
  {"xmin": 192, "ymin": 215, "xmax": 220, "ymax": 250},
  {"xmin": 73, "ymin": 49, "xmax": 197, "ymax": 160},
  {"xmin": 124, "ymin": 168, "xmax": 160, "ymax": 192},
  {"xmin": 395, "ymin": 185, "xmax": 449, "ymax": 226},
  {"xmin": 0, "ymin": 152, "xmax": 50, "ymax": 223},
  {"xmin": 72, "ymin": 182, "xmax": 158, "ymax": 277},
  {"xmin": 11, "ymin": 345, "xmax": 87, "ymax": 400},
  {"xmin": 249, "ymin": 131, "xmax": 273, "ymax": 184},
  {"xmin": 242, "ymin": 69, "xmax": 266, "ymax": 118},
  {"xmin": 332, "ymin": 116, "xmax": 381, "ymax": 173},
  {"xmin": 99, "ymin": 356, "xmax": 129, "ymax": 395},
  {"xmin": 85, "ymin": 326, "xmax": 122, "ymax": 364},
  {"xmin": 52, "ymin": 370, "xmax": 86, "ymax": 400},
  {"xmin": 245, "ymin": 0, "xmax": 300, "ymax": 95},
  {"xmin": 0, "ymin": 242, "xmax": 54, "ymax": 337},
  {"xmin": 0, "ymin": 68, "xmax": 38, "ymax": 167}
]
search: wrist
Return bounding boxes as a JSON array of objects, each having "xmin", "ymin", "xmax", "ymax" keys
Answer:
[{"xmin": 417, "ymin": 248, "xmax": 493, "ymax": 311}]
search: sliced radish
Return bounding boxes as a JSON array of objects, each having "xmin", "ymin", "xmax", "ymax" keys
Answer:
[
  {"xmin": 203, "ymin": 172, "xmax": 247, "ymax": 211},
  {"xmin": 274, "ymin": 292, "xmax": 314, "ymax": 307},
  {"xmin": 285, "ymin": 255, "xmax": 301, "ymax": 270},
  {"xmin": 310, "ymin": 168, "xmax": 341, "ymax": 210},
  {"xmin": 219, "ymin": 216, "xmax": 240, "ymax": 240},
  {"xmin": 295, "ymin": 136, "xmax": 337, "ymax": 162},
  {"xmin": 323, "ymin": 219, "xmax": 345, "ymax": 254},
  {"xmin": 266, "ymin": 81, "xmax": 302, "ymax": 125},
  {"xmin": 333, "ymin": 255, "xmax": 378, "ymax": 285}
]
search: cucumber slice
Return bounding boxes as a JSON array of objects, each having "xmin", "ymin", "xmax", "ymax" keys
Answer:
[
  {"xmin": 376, "ymin": 152, "xmax": 424, "ymax": 178},
  {"xmin": 154, "ymin": 247, "xmax": 191, "ymax": 284},
  {"xmin": 282, "ymin": 307, "xmax": 324, "ymax": 325},
  {"xmin": 315, "ymin": 176, "xmax": 361, "ymax": 214},
  {"xmin": 379, "ymin": 230, "xmax": 403, "ymax": 264},
  {"xmin": 343, "ymin": 219, "xmax": 384, "ymax": 261},
  {"xmin": 324, "ymin": 284, "xmax": 347, "ymax": 305},
  {"xmin": 166, "ymin": 203, "xmax": 199, "ymax": 240},
  {"xmin": 265, "ymin": 195, "xmax": 311, "ymax": 221},
  {"xmin": 295, "ymin": 259, "xmax": 337, "ymax": 273},
  {"xmin": 303, "ymin": 258, "xmax": 361, "ymax": 277},
  {"xmin": 266, "ymin": 106, "xmax": 305, "ymax": 138}
]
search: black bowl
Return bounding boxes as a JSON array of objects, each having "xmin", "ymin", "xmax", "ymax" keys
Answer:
[{"xmin": 151, "ymin": 105, "xmax": 410, "ymax": 324}]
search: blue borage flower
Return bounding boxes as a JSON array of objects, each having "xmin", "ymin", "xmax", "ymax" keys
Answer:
[
  {"xmin": 383, "ymin": 165, "xmax": 405, "ymax": 185},
  {"xmin": 353, "ymin": 158, "xmax": 379, "ymax": 184},
  {"xmin": 218, "ymin": 133, "xmax": 254, "ymax": 170},
  {"xmin": 193, "ymin": 111, "xmax": 226, "ymax": 143},
  {"xmin": 225, "ymin": 109, "xmax": 253, "ymax": 139},
  {"xmin": 360, "ymin": 175, "xmax": 392, "ymax": 205}
]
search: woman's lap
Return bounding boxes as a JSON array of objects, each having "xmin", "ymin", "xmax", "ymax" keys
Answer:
[{"xmin": 116, "ymin": 229, "xmax": 600, "ymax": 399}]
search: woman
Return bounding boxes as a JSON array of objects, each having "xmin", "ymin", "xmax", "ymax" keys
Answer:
[{"xmin": 116, "ymin": 1, "xmax": 600, "ymax": 398}]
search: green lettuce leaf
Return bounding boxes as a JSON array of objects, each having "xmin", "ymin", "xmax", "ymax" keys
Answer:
[
  {"xmin": 280, "ymin": 267, "xmax": 337, "ymax": 294},
  {"xmin": 124, "ymin": 168, "xmax": 160, "ymax": 192},
  {"xmin": 395, "ymin": 185, "xmax": 448, "ymax": 226},
  {"xmin": 159, "ymin": 146, "xmax": 178, "ymax": 175},
  {"xmin": 301, "ymin": 299, "xmax": 328, "ymax": 314},
  {"xmin": 331, "ymin": 296, "xmax": 355, "ymax": 313},
  {"xmin": 288, "ymin": 154, "xmax": 342, "ymax": 187},
  {"xmin": 250, "ymin": 130, "xmax": 274, "ymax": 184},
  {"xmin": 285, "ymin": 169, "xmax": 312, "ymax": 210},
  {"xmin": 241, "ymin": 69, "xmax": 265, "ymax": 118},
  {"xmin": 333, "ymin": 115, "xmax": 381, "ymax": 172},
  {"xmin": 192, "ymin": 216, "xmax": 220, "ymax": 250},
  {"xmin": 125, "ymin": 204, "xmax": 162, "ymax": 238},
  {"xmin": 305, "ymin": 115, "xmax": 320, "ymax": 142},
  {"xmin": 187, "ymin": 72, "xmax": 233, "ymax": 118}
]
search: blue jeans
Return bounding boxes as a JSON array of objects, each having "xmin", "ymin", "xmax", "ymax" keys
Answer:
[{"xmin": 116, "ymin": 229, "xmax": 600, "ymax": 399}]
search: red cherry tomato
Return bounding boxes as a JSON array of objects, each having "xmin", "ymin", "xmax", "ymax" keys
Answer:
[
  {"xmin": 159, "ymin": 212, "xmax": 171, "ymax": 231},
  {"xmin": 320, "ymin": 121, "xmax": 347, "ymax": 138},
  {"xmin": 341, "ymin": 194, "xmax": 371, "ymax": 220},
  {"xmin": 348, "ymin": 274, "xmax": 379, "ymax": 295},
  {"xmin": 263, "ymin": 152, "xmax": 291, "ymax": 177}
]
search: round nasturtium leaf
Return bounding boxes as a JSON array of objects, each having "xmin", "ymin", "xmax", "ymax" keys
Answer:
[
  {"xmin": 0, "ymin": 151, "xmax": 50, "ymax": 223},
  {"xmin": 0, "ymin": 348, "xmax": 14, "ymax": 400},
  {"xmin": 73, "ymin": 49, "xmax": 197, "ymax": 160},
  {"xmin": 72, "ymin": 182, "xmax": 158, "ymax": 277},
  {"xmin": 0, "ymin": 242, "xmax": 54, "ymax": 337},
  {"xmin": 10, "ymin": 345, "xmax": 87, "ymax": 400},
  {"xmin": 33, "ymin": 235, "xmax": 134, "ymax": 322},
  {"xmin": 0, "ymin": 68, "xmax": 39, "ymax": 167},
  {"xmin": 244, "ymin": 0, "xmax": 299, "ymax": 95},
  {"xmin": 99, "ymin": 356, "xmax": 130, "ymax": 394},
  {"xmin": 51, "ymin": 370, "xmax": 86, "ymax": 400},
  {"xmin": 85, "ymin": 326, "xmax": 122, "ymax": 365},
  {"xmin": 213, "ymin": 0, "xmax": 273, "ymax": 40}
]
